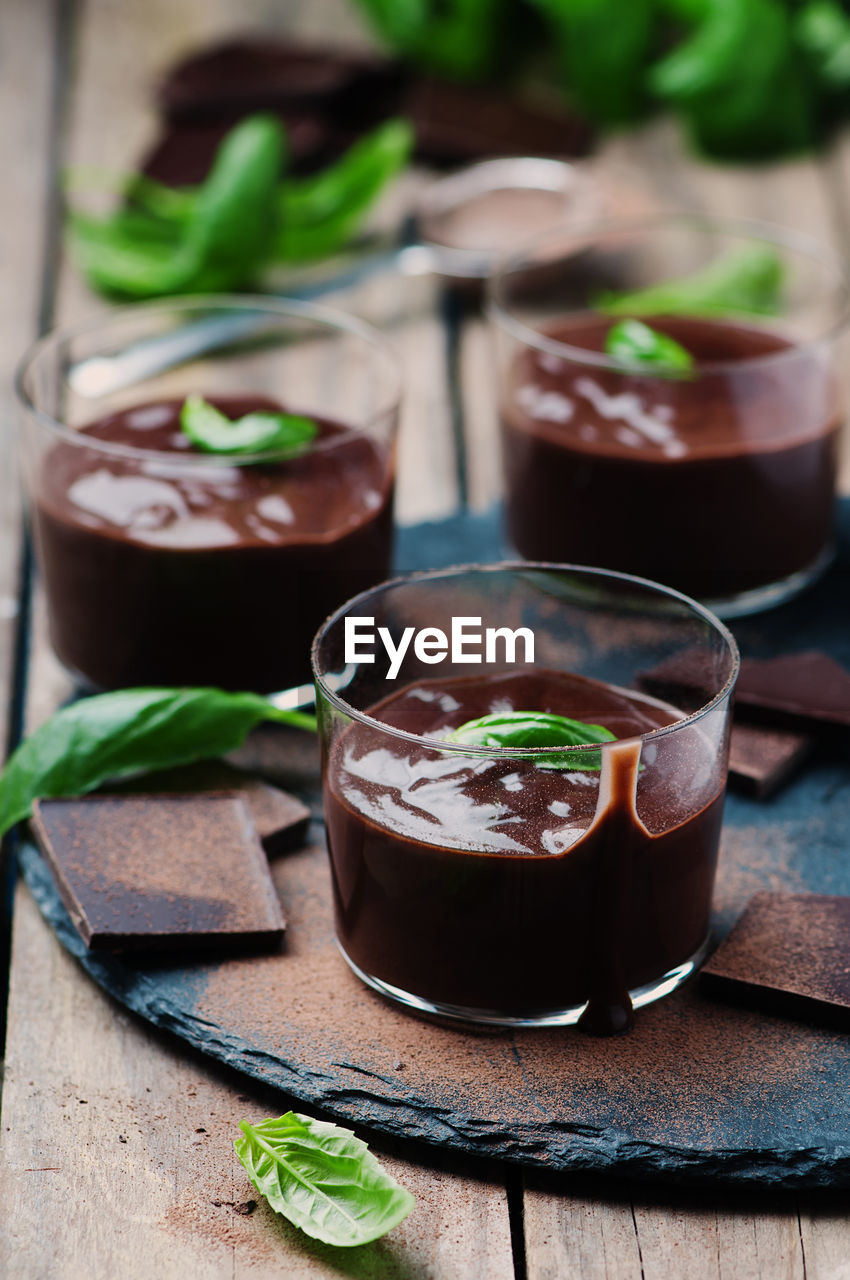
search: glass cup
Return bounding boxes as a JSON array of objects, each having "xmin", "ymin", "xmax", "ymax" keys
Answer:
[
  {"xmin": 488, "ymin": 214, "xmax": 850, "ymax": 617},
  {"xmin": 16, "ymin": 296, "xmax": 402, "ymax": 693},
  {"xmin": 312, "ymin": 563, "xmax": 738, "ymax": 1031}
]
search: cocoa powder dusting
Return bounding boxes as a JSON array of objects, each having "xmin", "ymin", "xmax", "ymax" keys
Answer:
[{"xmin": 188, "ymin": 832, "xmax": 841, "ymax": 1159}]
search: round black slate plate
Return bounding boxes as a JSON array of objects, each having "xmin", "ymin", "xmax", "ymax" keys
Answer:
[{"xmin": 18, "ymin": 505, "xmax": 850, "ymax": 1188}]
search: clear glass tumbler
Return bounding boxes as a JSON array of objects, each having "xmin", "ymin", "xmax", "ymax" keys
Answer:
[
  {"xmin": 488, "ymin": 214, "xmax": 850, "ymax": 617},
  {"xmin": 313, "ymin": 563, "xmax": 738, "ymax": 1031},
  {"xmin": 16, "ymin": 296, "xmax": 402, "ymax": 693}
]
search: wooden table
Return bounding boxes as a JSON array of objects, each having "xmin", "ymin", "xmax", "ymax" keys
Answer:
[{"xmin": 1, "ymin": 2, "xmax": 849, "ymax": 1276}]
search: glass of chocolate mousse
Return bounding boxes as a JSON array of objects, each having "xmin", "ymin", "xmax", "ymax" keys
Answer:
[
  {"xmin": 16, "ymin": 297, "xmax": 401, "ymax": 693},
  {"xmin": 489, "ymin": 215, "xmax": 850, "ymax": 617},
  {"xmin": 312, "ymin": 564, "xmax": 738, "ymax": 1033}
]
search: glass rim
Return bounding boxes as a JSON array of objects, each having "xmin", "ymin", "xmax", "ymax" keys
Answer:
[
  {"xmin": 14, "ymin": 293, "xmax": 404, "ymax": 467},
  {"xmin": 486, "ymin": 211, "xmax": 850, "ymax": 376},
  {"xmin": 311, "ymin": 561, "xmax": 740, "ymax": 761}
]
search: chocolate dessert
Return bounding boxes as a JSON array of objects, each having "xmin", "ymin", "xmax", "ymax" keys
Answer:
[
  {"xmin": 323, "ymin": 669, "xmax": 727, "ymax": 1033},
  {"xmin": 32, "ymin": 396, "xmax": 393, "ymax": 691},
  {"xmin": 501, "ymin": 316, "xmax": 839, "ymax": 602}
]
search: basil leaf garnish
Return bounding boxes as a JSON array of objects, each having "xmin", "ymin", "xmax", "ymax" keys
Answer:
[
  {"xmin": 70, "ymin": 114, "xmax": 285, "ymax": 299},
  {"xmin": 596, "ymin": 244, "xmax": 784, "ymax": 319},
  {"xmin": 604, "ymin": 318, "xmax": 694, "ymax": 376},
  {"xmin": 180, "ymin": 395, "xmax": 318, "ymax": 457},
  {"xmin": 449, "ymin": 710, "xmax": 616, "ymax": 771},
  {"xmin": 234, "ymin": 1111, "xmax": 415, "ymax": 1247},
  {"xmin": 0, "ymin": 687, "xmax": 317, "ymax": 838}
]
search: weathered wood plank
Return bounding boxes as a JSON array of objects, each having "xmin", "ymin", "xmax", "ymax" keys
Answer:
[
  {"xmin": 1, "ymin": 888, "xmax": 514, "ymax": 1280},
  {"xmin": 0, "ymin": 0, "xmax": 56, "ymax": 757},
  {"xmin": 523, "ymin": 1183, "xmax": 643, "ymax": 1279},
  {"xmin": 524, "ymin": 1179, "xmax": 811, "ymax": 1280}
]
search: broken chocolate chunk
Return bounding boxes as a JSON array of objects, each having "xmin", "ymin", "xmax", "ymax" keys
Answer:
[
  {"xmin": 735, "ymin": 652, "xmax": 850, "ymax": 728},
  {"xmin": 141, "ymin": 118, "xmax": 328, "ymax": 187},
  {"xmin": 702, "ymin": 892, "xmax": 850, "ymax": 1027},
  {"xmin": 727, "ymin": 722, "xmax": 815, "ymax": 799},
  {"xmin": 109, "ymin": 760, "xmax": 311, "ymax": 857},
  {"xmin": 156, "ymin": 39, "xmax": 405, "ymax": 127},
  {"xmin": 31, "ymin": 793, "xmax": 285, "ymax": 954},
  {"xmin": 406, "ymin": 77, "xmax": 594, "ymax": 165}
]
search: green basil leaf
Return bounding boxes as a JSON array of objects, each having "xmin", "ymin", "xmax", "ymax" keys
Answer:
[
  {"xmin": 353, "ymin": 0, "xmax": 507, "ymax": 80},
  {"xmin": 604, "ymin": 318, "xmax": 694, "ymax": 375},
  {"xmin": 528, "ymin": 0, "xmax": 654, "ymax": 125},
  {"xmin": 180, "ymin": 395, "xmax": 318, "ymax": 457},
  {"xmin": 234, "ymin": 1112, "xmax": 415, "ymax": 1247},
  {"xmin": 796, "ymin": 0, "xmax": 850, "ymax": 91},
  {"xmin": 0, "ymin": 688, "xmax": 316, "ymax": 838},
  {"xmin": 449, "ymin": 710, "xmax": 616, "ymax": 771},
  {"xmin": 276, "ymin": 119, "xmax": 413, "ymax": 263},
  {"xmin": 596, "ymin": 244, "xmax": 784, "ymax": 319},
  {"xmin": 68, "ymin": 114, "xmax": 285, "ymax": 299},
  {"xmin": 185, "ymin": 113, "xmax": 285, "ymax": 279}
]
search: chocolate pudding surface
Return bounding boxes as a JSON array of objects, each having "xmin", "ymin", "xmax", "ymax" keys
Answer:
[
  {"xmin": 34, "ymin": 396, "xmax": 393, "ymax": 691},
  {"xmin": 324, "ymin": 668, "xmax": 726, "ymax": 1031},
  {"xmin": 502, "ymin": 315, "xmax": 839, "ymax": 601}
]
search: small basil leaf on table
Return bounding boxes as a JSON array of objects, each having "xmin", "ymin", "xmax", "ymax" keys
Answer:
[
  {"xmin": 604, "ymin": 318, "xmax": 694, "ymax": 375},
  {"xmin": 234, "ymin": 1111, "xmax": 415, "ymax": 1247},
  {"xmin": 596, "ymin": 244, "xmax": 784, "ymax": 318},
  {"xmin": 0, "ymin": 687, "xmax": 317, "ymax": 838},
  {"xmin": 449, "ymin": 711, "xmax": 616, "ymax": 771},
  {"xmin": 180, "ymin": 395, "xmax": 318, "ymax": 457}
]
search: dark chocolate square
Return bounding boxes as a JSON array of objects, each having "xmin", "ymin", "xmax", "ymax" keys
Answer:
[
  {"xmin": 109, "ymin": 761, "xmax": 311, "ymax": 856},
  {"xmin": 735, "ymin": 652, "xmax": 850, "ymax": 728},
  {"xmin": 30, "ymin": 793, "xmax": 285, "ymax": 954},
  {"xmin": 702, "ymin": 892, "xmax": 850, "ymax": 1026},
  {"xmin": 727, "ymin": 722, "xmax": 814, "ymax": 799}
]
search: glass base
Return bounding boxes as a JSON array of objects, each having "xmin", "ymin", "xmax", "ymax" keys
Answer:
[
  {"xmin": 337, "ymin": 936, "xmax": 711, "ymax": 1028},
  {"xmin": 703, "ymin": 544, "xmax": 833, "ymax": 620}
]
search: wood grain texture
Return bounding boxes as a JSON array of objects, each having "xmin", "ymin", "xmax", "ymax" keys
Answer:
[
  {"xmin": 0, "ymin": 888, "xmax": 514, "ymax": 1280},
  {"xmin": 0, "ymin": 0, "xmax": 56, "ymax": 756},
  {"xmin": 524, "ymin": 1180, "xmax": 814, "ymax": 1280}
]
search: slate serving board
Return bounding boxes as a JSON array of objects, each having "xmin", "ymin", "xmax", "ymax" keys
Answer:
[{"xmin": 19, "ymin": 503, "xmax": 850, "ymax": 1188}]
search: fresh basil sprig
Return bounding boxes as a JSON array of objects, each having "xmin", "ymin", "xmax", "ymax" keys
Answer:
[
  {"xmin": 234, "ymin": 1111, "xmax": 414, "ymax": 1247},
  {"xmin": 604, "ymin": 318, "xmax": 694, "ymax": 375},
  {"xmin": 596, "ymin": 244, "xmax": 784, "ymax": 319},
  {"xmin": 71, "ymin": 115, "xmax": 285, "ymax": 299},
  {"xmin": 449, "ymin": 710, "xmax": 616, "ymax": 770},
  {"xmin": 180, "ymin": 396, "xmax": 318, "ymax": 457},
  {"xmin": 0, "ymin": 687, "xmax": 317, "ymax": 839},
  {"xmin": 275, "ymin": 119, "xmax": 413, "ymax": 263},
  {"xmin": 68, "ymin": 115, "xmax": 412, "ymax": 299}
]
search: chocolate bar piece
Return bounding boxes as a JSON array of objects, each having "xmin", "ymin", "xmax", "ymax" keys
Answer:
[
  {"xmin": 156, "ymin": 39, "xmax": 404, "ymax": 126},
  {"xmin": 702, "ymin": 892, "xmax": 850, "ymax": 1027},
  {"xmin": 406, "ymin": 77, "xmax": 594, "ymax": 165},
  {"xmin": 144, "ymin": 39, "xmax": 405, "ymax": 182},
  {"xmin": 735, "ymin": 652, "xmax": 850, "ymax": 728},
  {"xmin": 31, "ymin": 794, "xmax": 285, "ymax": 953},
  {"xmin": 727, "ymin": 722, "xmax": 815, "ymax": 799},
  {"xmin": 140, "ymin": 117, "xmax": 328, "ymax": 188},
  {"xmin": 110, "ymin": 761, "xmax": 311, "ymax": 857}
]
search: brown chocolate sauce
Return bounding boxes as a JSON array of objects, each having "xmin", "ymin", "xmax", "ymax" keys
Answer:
[
  {"xmin": 33, "ymin": 397, "xmax": 393, "ymax": 691},
  {"xmin": 502, "ymin": 315, "xmax": 839, "ymax": 601},
  {"xmin": 323, "ymin": 669, "xmax": 726, "ymax": 1034}
]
